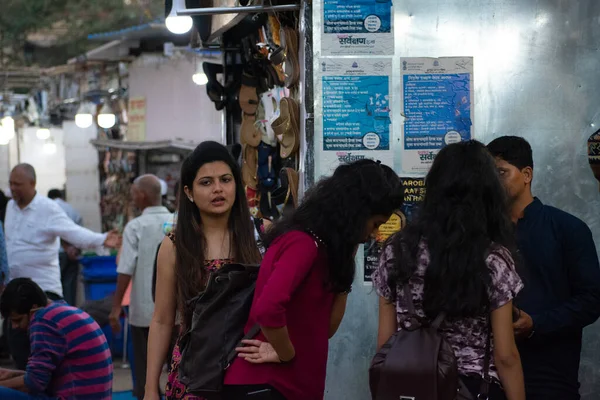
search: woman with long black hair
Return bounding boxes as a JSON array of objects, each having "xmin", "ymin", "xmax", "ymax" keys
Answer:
[
  {"xmin": 374, "ymin": 140, "xmax": 525, "ymax": 400},
  {"xmin": 224, "ymin": 159, "xmax": 404, "ymax": 400},
  {"xmin": 144, "ymin": 141, "xmax": 262, "ymax": 400}
]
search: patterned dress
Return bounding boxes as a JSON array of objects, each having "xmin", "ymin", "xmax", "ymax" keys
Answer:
[
  {"xmin": 165, "ymin": 258, "xmax": 233, "ymax": 400},
  {"xmin": 372, "ymin": 242, "xmax": 524, "ymax": 383}
]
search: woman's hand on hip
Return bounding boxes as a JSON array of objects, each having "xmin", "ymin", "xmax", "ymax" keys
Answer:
[{"xmin": 236, "ymin": 339, "xmax": 290, "ymax": 364}]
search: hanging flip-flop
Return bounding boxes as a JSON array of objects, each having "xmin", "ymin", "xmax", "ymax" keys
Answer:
[
  {"xmin": 241, "ymin": 113, "xmax": 262, "ymax": 147},
  {"xmin": 272, "ymin": 97, "xmax": 300, "ymax": 159},
  {"xmin": 242, "ymin": 144, "xmax": 258, "ymax": 189},
  {"xmin": 280, "ymin": 167, "xmax": 299, "ymax": 209},
  {"xmin": 239, "ymin": 73, "xmax": 259, "ymax": 115},
  {"xmin": 283, "ymin": 27, "xmax": 300, "ymax": 88}
]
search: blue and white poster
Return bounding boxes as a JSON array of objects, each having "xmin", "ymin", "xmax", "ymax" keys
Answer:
[
  {"xmin": 400, "ymin": 57, "xmax": 474, "ymax": 174},
  {"xmin": 322, "ymin": 0, "xmax": 394, "ymax": 55},
  {"xmin": 321, "ymin": 58, "xmax": 391, "ymax": 154}
]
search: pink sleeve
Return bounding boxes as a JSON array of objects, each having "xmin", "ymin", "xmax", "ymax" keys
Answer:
[{"xmin": 254, "ymin": 232, "xmax": 319, "ymax": 328}]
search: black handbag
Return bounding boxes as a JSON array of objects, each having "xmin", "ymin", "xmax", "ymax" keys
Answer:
[{"xmin": 177, "ymin": 263, "xmax": 261, "ymax": 399}]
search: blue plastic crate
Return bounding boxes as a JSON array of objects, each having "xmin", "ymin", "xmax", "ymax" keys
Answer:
[
  {"xmin": 80, "ymin": 255, "xmax": 118, "ymax": 281},
  {"xmin": 100, "ymin": 317, "xmax": 131, "ymax": 358},
  {"xmin": 83, "ymin": 279, "xmax": 117, "ymax": 302}
]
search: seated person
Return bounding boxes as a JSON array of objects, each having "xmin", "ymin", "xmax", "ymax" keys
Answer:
[{"xmin": 0, "ymin": 278, "xmax": 113, "ymax": 399}]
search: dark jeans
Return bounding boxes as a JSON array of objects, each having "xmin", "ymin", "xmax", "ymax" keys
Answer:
[
  {"xmin": 223, "ymin": 385, "xmax": 286, "ymax": 399},
  {"xmin": 8, "ymin": 291, "xmax": 62, "ymax": 370},
  {"xmin": 461, "ymin": 375, "xmax": 506, "ymax": 400},
  {"xmin": 59, "ymin": 251, "xmax": 79, "ymax": 306},
  {"xmin": 131, "ymin": 326, "xmax": 161, "ymax": 400}
]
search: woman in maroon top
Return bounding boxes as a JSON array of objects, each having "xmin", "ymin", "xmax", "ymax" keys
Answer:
[{"xmin": 224, "ymin": 160, "xmax": 404, "ymax": 399}]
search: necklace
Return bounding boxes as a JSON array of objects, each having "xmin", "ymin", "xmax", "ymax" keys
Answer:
[{"xmin": 306, "ymin": 229, "xmax": 326, "ymax": 247}]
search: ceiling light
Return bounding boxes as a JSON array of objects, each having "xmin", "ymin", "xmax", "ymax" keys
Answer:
[
  {"xmin": 192, "ymin": 72, "xmax": 208, "ymax": 85},
  {"xmin": 43, "ymin": 141, "xmax": 57, "ymax": 154},
  {"xmin": 75, "ymin": 102, "xmax": 95, "ymax": 128},
  {"xmin": 166, "ymin": 0, "xmax": 193, "ymax": 34},
  {"xmin": 0, "ymin": 126, "xmax": 10, "ymax": 146},
  {"xmin": 36, "ymin": 128, "xmax": 51, "ymax": 140},
  {"xmin": 97, "ymin": 103, "xmax": 116, "ymax": 129},
  {"xmin": 1, "ymin": 116, "xmax": 15, "ymax": 140}
]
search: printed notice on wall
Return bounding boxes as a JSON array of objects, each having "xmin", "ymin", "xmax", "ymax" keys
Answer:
[
  {"xmin": 400, "ymin": 178, "xmax": 425, "ymax": 223},
  {"xmin": 400, "ymin": 57, "xmax": 474, "ymax": 174},
  {"xmin": 127, "ymin": 97, "xmax": 147, "ymax": 142},
  {"xmin": 321, "ymin": 58, "xmax": 391, "ymax": 156},
  {"xmin": 322, "ymin": 0, "xmax": 394, "ymax": 55},
  {"xmin": 364, "ymin": 212, "xmax": 404, "ymax": 285},
  {"xmin": 363, "ymin": 177, "xmax": 425, "ymax": 285}
]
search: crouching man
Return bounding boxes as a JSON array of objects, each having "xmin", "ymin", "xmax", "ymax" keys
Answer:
[{"xmin": 0, "ymin": 278, "xmax": 113, "ymax": 399}]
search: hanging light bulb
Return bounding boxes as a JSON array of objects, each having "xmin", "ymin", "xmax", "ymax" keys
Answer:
[
  {"xmin": 1, "ymin": 116, "xmax": 15, "ymax": 141},
  {"xmin": 0, "ymin": 125, "xmax": 9, "ymax": 146},
  {"xmin": 166, "ymin": 0, "xmax": 193, "ymax": 34},
  {"xmin": 97, "ymin": 103, "xmax": 116, "ymax": 129},
  {"xmin": 36, "ymin": 128, "xmax": 51, "ymax": 140},
  {"xmin": 192, "ymin": 72, "xmax": 208, "ymax": 85},
  {"xmin": 75, "ymin": 102, "xmax": 94, "ymax": 128}
]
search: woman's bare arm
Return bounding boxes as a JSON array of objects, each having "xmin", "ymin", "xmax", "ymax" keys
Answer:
[{"xmin": 145, "ymin": 237, "xmax": 177, "ymax": 395}]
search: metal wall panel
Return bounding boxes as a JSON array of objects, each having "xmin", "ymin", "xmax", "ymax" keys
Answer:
[{"xmin": 311, "ymin": 1, "xmax": 600, "ymax": 398}]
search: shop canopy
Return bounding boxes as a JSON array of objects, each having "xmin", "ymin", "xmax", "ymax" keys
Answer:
[{"xmin": 89, "ymin": 138, "xmax": 197, "ymax": 155}]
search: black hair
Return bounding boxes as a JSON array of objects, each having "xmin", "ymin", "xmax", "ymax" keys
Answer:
[
  {"xmin": 386, "ymin": 140, "xmax": 515, "ymax": 319},
  {"xmin": 47, "ymin": 189, "xmax": 63, "ymax": 200},
  {"xmin": 0, "ymin": 278, "xmax": 48, "ymax": 318},
  {"xmin": 487, "ymin": 136, "xmax": 534, "ymax": 170},
  {"xmin": 264, "ymin": 159, "xmax": 404, "ymax": 293},
  {"xmin": 175, "ymin": 141, "xmax": 261, "ymax": 328},
  {"xmin": 173, "ymin": 180, "xmax": 180, "ymax": 199}
]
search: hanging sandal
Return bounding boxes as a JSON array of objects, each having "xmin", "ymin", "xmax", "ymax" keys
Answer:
[
  {"xmin": 239, "ymin": 73, "xmax": 259, "ymax": 115},
  {"xmin": 242, "ymin": 144, "xmax": 258, "ymax": 189},
  {"xmin": 241, "ymin": 113, "xmax": 262, "ymax": 147},
  {"xmin": 272, "ymin": 97, "xmax": 300, "ymax": 159},
  {"xmin": 280, "ymin": 167, "xmax": 299, "ymax": 209},
  {"xmin": 283, "ymin": 27, "xmax": 300, "ymax": 88}
]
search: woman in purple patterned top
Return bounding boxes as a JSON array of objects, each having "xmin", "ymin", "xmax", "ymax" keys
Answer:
[{"xmin": 374, "ymin": 141, "xmax": 525, "ymax": 400}]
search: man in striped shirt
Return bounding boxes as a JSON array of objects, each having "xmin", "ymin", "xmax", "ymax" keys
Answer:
[{"xmin": 0, "ymin": 278, "xmax": 113, "ymax": 399}]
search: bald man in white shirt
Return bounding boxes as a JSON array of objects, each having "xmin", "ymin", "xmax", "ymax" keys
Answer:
[{"xmin": 4, "ymin": 163, "xmax": 120, "ymax": 369}]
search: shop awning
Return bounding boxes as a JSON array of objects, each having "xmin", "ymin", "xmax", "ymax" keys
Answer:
[
  {"xmin": 87, "ymin": 20, "xmax": 169, "ymax": 42},
  {"xmin": 89, "ymin": 138, "xmax": 197, "ymax": 154}
]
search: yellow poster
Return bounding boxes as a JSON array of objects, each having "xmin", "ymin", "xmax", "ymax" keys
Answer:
[
  {"xmin": 365, "ymin": 211, "xmax": 406, "ymax": 284},
  {"xmin": 128, "ymin": 97, "xmax": 146, "ymax": 141},
  {"xmin": 376, "ymin": 212, "xmax": 404, "ymax": 243}
]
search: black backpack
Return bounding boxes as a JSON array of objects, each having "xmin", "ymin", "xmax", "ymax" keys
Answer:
[
  {"xmin": 369, "ymin": 284, "xmax": 491, "ymax": 400},
  {"xmin": 176, "ymin": 263, "xmax": 261, "ymax": 399}
]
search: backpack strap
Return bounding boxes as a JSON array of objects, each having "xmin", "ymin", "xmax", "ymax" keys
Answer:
[
  {"xmin": 226, "ymin": 323, "xmax": 262, "ymax": 368},
  {"xmin": 430, "ymin": 312, "xmax": 446, "ymax": 330}
]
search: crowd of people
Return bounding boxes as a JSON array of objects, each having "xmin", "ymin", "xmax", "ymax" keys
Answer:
[{"xmin": 0, "ymin": 136, "xmax": 598, "ymax": 400}]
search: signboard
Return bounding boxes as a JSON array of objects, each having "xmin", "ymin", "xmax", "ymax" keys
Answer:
[
  {"xmin": 400, "ymin": 57, "xmax": 474, "ymax": 174},
  {"xmin": 128, "ymin": 97, "xmax": 146, "ymax": 142},
  {"xmin": 319, "ymin": 58, "xmax": 393, "ymax": 174},
  {"xmin": 322, "ymin": 0, "xmax": 394, "ymax": 55}
]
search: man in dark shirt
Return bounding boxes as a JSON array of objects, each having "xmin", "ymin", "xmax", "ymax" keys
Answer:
[{"xmin": 488, "ymin": 136, "xmax": 600, "ymax": 400}]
